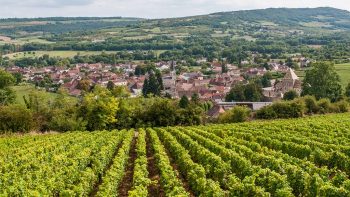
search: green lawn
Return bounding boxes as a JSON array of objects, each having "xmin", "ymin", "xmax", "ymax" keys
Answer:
[
  {"xmin": 12, "ymin": 85, "xmax": 60, "ymax": 105},
  {"xmin": 335, "ymin": 63, "xmax": 350, "ymax": 88}
]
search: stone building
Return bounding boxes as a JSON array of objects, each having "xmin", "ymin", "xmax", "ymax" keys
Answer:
[{"xmin": 263, "ymin": 68, "xmax": 301, "ymax": 100}]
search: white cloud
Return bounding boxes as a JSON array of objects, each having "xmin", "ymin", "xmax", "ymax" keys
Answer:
[{"xmin": 0, "ymin": 0, "xmax": 348, "ymax": 18}]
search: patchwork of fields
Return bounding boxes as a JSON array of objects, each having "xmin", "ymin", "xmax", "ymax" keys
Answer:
[{"xmin": 1, "ymin": 113, "xmax": 350, "ymax": 196}]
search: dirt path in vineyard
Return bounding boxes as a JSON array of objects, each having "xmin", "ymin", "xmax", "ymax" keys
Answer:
[
  {"xmin": 118, "ymin": 133, "xmax": 137, "ymax": 197},
  {"xmin": 146, "ymin": 131, "xmax": 165, "ymax": 197}
]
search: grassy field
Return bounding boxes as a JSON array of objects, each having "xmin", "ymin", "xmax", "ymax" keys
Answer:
[
  {"xmin": 4, "ymin": 51, "xmax": 118, "ymax": 59},
  {"xmin": 0, "ymin": 36, "xmax": 55, "ymax": 45},
  {"xmin": 12, "ymin": 85, "xmax": 60, "ymax": 105},
  {"xmin": 4, "ymin": 50, "xmax": 166, "ymax": 59},
  {"xmin": 335, "ymin": 63, "xmax": 350, "ymax": 88},
  {"xmin": 296, "ymin": 63, "xmax": 350, "ymax": 89}
]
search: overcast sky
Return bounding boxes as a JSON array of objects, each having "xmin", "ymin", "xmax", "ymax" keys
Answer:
[{"xmin": 0, "ymin": 0, "xmax": 349, "ymax": 19}]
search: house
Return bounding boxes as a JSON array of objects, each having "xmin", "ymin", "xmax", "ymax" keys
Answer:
[{"xmin": 263, "ymin": 68, "xmax": 301, "ymax": 100}]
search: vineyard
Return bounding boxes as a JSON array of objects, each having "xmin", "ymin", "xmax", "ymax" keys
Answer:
[{"xmin": 1, "ymin": 113, "xmax": 350, "ymax": 196}]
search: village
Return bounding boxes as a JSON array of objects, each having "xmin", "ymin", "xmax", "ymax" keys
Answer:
[{"xmin": 5, "ymin": 56, "xmax": 308, "ymax": 111}]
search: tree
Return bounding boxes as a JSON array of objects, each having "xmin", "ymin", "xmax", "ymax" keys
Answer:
[
  {"xmin": 0, "ymin": 70, "xmax": 15, "ymax": 89},
  {"xmin": 244, "ymin": 83, "xmax": 263, "ymax": 102},
  {"xmin": 226, "ymin": 83, "xmax": 246, "ymax": 101},
  {"xmin": 0, "ymin": 70, "xmax": 16, "ymax": 106},
  {"xmin": 226, "ymin": 82, "xmax": 263, "ymax": 102},
  {"xmin": 111, "ymin": 86, "xmax": 130, "ymax": 98},
  {"xmin": 156, "ymin": 71, "xmax": 164, "ymax": 91},
  {"xmin": 0, "ymin": 105, "xmax": 33, "ymax": 133},
  {"xmin": 142, "ymin": 71, "xmax": 162, "ymax": 97},
  {"xmin": 135, "ymin": 65, "xmax": 145, "ymax": 76},
  {"xmin": 345, "ymin": 83, "xmax": 350, "ymax": 97},
  {"xmin": 79, "ymin": 86, "xmax": 119, "ymax": 130},
  {"xmin": 218, "ymin": 106, "xmax": 251, "ymax": 123},
  {"xmin": 283, "ymin": 90, "xmax": 298, "ymax": 101},
  {"xmin": 302, "ymin": 62, "xmax": 342, "ymax": 102},
  {"xmin": 49, "ymin": 91, "xmax": 86, "ymax": 132},
  {"xmin": 262, "ymin": 62, "xmax": 270, "ymax": 70},
  {"xmin": 12, "ymin": 73, "xmax": 23, "ymax": 85},
  {"xmin": 77, "ymin": 79, "xmax": 91, "ymax": 92},
  {"xmin": 221, "ymin": 63, "xmax": 228, "ymax": 73},
  {"xmin": 179, "ymin": 95, "xmax": 189, "ymax": 108},
  {"xmin": 176, "ymin": 105, "xmax": 203, "ymax": 125},
  {"xmin": 107, "ymin": 81, "xmax": 115, "ymax": 91},
  {"xmin": 261, "ymin": 72, "xmax": 272, "ymax": 87},
  {"xmin": 142, "ymin": 79, "xmax": 149, "ymax": 97},
  {"xmin": 0, "ymin": 88, "xmax": 16, "ymax": 106},
  {"xmin": 191, "ymin": 93, "xmax": 200, "ymax": 104}
]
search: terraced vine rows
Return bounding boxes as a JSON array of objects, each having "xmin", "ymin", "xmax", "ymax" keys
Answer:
[{"xmin": 1, "ymin": 113, "xmax": 350, "ymax": 196}]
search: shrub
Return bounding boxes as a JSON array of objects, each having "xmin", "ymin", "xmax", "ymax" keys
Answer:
[
  {"xmin": 331, "ymin": 100, "xmax": 349, "ymax": 113},
  {"xmin": 317, "ymin": 98, "xmax": 331, "ymax": 114},
  {"xmin": 218, "ymin": 106, "xmax": 251, "ymax": 123},
  {"xmin": 256, "ymin": 100, "xmax": 304, "ymax": 119},
  {"xmin": 302, "ymin": 96, "xmax": 319, "ymax": 114},
  {"xmin": 0, "ymin": 105, "xmax": 33, "ymax": 133},
  {"xmin": 283, "ymin": 90, "xmax": 298, "ymax": 101},
  {"xmin": 256, "ymin": 106, "xmax": 277, "ymax": 119}
]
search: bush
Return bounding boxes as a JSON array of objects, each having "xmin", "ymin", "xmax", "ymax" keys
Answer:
[
  {"xmin": 331, "ymin": 100, "xmax": 349, "ymax": 113},
  {"xmin": 283, "ymin": 90, "xmax": 298, "ymax": 101},
  {"xmin": 302, "ymin": 96, "xmax": 319, "ymax": 114},
  {"xmin": 256, "ymin": 100, "xmax": 304, "ymax": 119},
  {"xmin": 218, "ymin": 106, "xmax": 251, "ymax": 123},
  {"xmin": 0, "ymin": 105, "xmax": 33, "ymax": 133},
  {"xmin": 256, "ymin": 106, "xmax": 277, "ymax": 119},
  {"xmin": 317, "ymin": 98, "xmax": 331, "ymax": 114}
]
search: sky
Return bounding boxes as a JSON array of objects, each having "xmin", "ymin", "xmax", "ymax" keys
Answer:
[{"xmin": 0, "ymin": 0, "xmax": 349, "ymax": 19}]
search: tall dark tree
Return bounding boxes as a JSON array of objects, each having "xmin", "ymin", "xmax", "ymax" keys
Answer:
[
  {"xmin": 179, "ymin": 95, "xmax": 189, "ymax": 108},
  {"xmin": 221, "ymin": 63, "xmax": 228, "ymax": 73},
  {"xmin": 191, "ymin": 93, "xmax": 200, "ymax": 104},
  {"xmin": 156, "ymin": 71, "xmax": 164, "ymax": 91},
  {"xmin": 142, "ymin": 79, "xmax": 149, "ymax": 97},
  {"xmin": 142, "ymin": 71, "xmax": 162, "ymax": 97},
  {"xmin": 107, "ymin": 81, "xmax": 115, "ymax": 91},
  {"xmin": 302, "ymin": 62, "xmax": 342, "ymax": 102}
]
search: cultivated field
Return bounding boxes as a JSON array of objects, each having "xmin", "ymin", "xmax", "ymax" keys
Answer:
[{"xmin": 1, "ymin": 113, "xmax": 350, "ymax": 196}]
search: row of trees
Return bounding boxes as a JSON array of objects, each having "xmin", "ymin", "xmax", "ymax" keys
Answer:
[
  {"xmin": 0, "ymin": 76, "xmax": 207, "ymax": 133},
  {"xmin": 218, "ymin": 95, "xmax": 349, "ymax": 124}
]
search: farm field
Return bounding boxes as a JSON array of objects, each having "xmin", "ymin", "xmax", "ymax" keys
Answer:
[
  {"xmin": 0, "ymin": 36, "xmax": 54, "ymax": 45},
  {"xmin": 1, "ymin": 113, "xmax": 350, "ymax": 196},
  {"xmin": 3, "ymin": 50, "xmax": 166, "ymax": 59}
]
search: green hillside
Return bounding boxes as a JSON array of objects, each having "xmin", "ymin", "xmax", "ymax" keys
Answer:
[{"xmin": 1, "ymin": 7, "xmax": 350, "ymax": 64}]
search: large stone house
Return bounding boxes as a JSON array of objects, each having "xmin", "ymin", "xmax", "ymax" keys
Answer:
[{"xmin": 263, "ymin": 68, "xmax": 301, "ymax": 100}]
